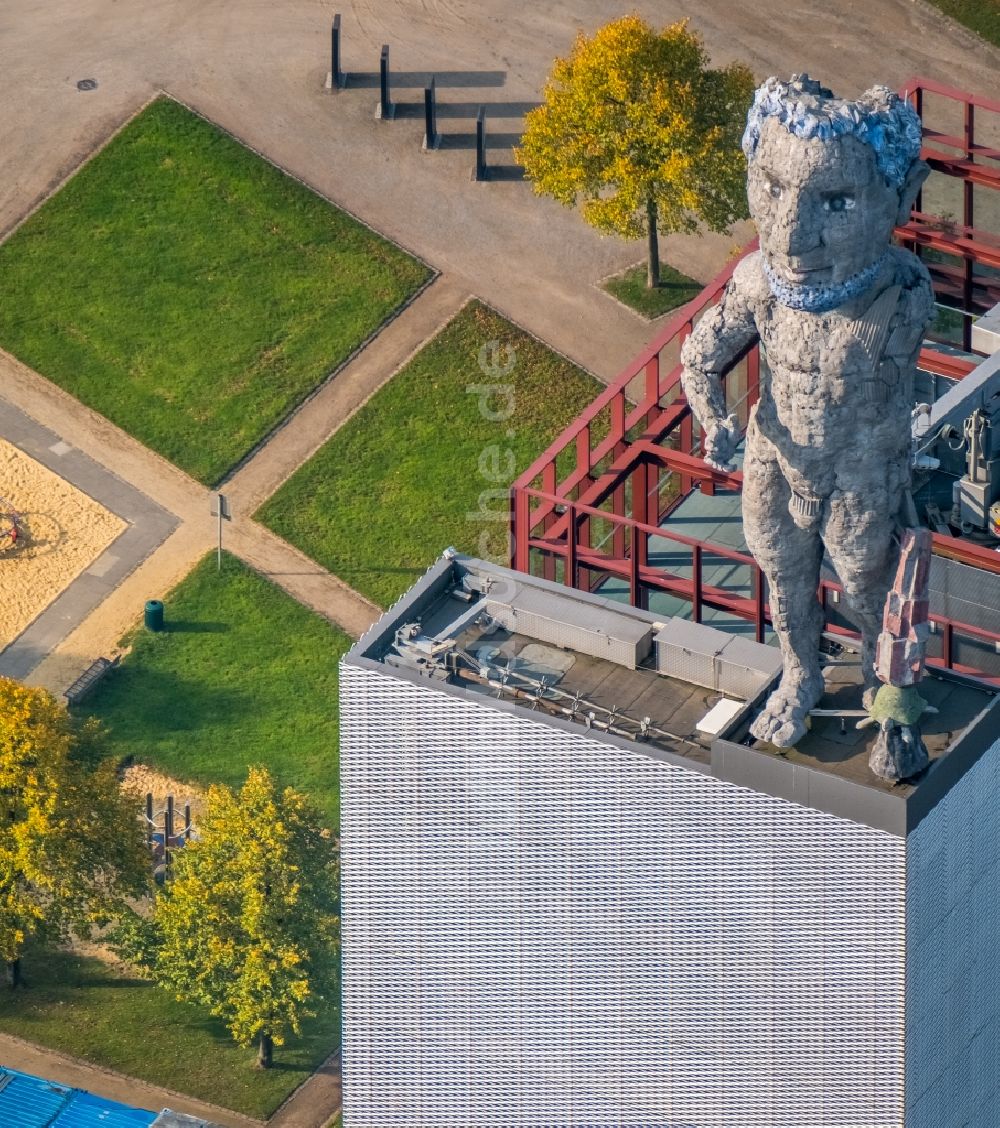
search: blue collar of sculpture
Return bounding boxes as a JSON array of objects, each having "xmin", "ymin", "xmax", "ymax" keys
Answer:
[{"xmin": 762, "ymin": 252, "xmax": 888, "ymax": 314}]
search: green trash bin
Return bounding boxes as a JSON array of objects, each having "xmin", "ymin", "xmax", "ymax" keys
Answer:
[{"xmin": 144, "ymin": 599, "xmax": 164, "ymax": 632}]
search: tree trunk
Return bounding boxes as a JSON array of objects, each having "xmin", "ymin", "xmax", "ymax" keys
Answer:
[
  {"xmin": 257, "ymin": 1031, "xmax": 274, "ymax": 1069},
  {"xmin": 646, "ymin": 196, "xmax": 660, "ymax": 290},
  {"xmin": 6, "ymin": 958, "xmax": 21, "ymax": 989}
]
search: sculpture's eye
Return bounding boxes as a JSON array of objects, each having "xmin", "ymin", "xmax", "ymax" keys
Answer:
[
  {"xmin": 768, "ymin": 180, "xmax": 782, "ymax": 200},
  {"xmin": 825, "ymin": 194, "xmax": 855, "ymax": 213}
]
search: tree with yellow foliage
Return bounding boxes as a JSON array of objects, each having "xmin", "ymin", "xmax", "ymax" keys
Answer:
[
  {"xmin": 0, "ymin": 678, "xmax": 149, "ymax": 988},
  {"xmin": 147, "ymin": 767, "xmax": 339, "ymax": 1068},
  {"xmin": 517, "ymin": 16, "xmax": 754, "ymax": 289}
]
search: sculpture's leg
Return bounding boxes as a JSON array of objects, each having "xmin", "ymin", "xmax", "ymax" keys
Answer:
[
  {"xmin": 743, "ymin": 444, "xmax": 825, "ymax": 747},
  {"xmin": 822, "ymin": 488, "xmax": 901, "ymax": 707}
]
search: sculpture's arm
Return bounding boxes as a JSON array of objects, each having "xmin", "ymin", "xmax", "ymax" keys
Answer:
[{"xmin": 680, "ymin": 275, "xmax": 760, "ymax": 472}]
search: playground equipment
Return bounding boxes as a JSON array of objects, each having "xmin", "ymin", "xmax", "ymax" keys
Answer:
[
  {"xmin": 143, "ymin": 793, "xmax": 194, "ymax": 881},
  {"xmin": 0, "ymin": 496, "xmax": 22, "ymax": 553}
]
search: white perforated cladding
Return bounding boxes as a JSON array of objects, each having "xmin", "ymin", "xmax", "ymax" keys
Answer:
[
  {"xmin": 905, "ymin": 735, "xmax": 1000, "ymax": 1127},
  {"xmin": 340, "ymin": 661, "xmax": 907, "ymax": 1128}
]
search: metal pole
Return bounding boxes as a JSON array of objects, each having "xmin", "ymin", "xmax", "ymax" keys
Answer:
[
  {"xmin": 213, "ymin": 493, "xmax": 229, "ymax": 572},
  {"xmin": 145, "ymin": 793, "xmax": 153, "ymax": 848},
  {"xmin": 423, "ymin": 76, "xmax": 438, "ymax": 150},
  {"xmin": 184, "ymin": 803, "xmax": 192, "ymax": 843},
  {"xmin": 378, "ymin": 45, "xmax": 394, "ymax": 120},
  {"xmin": 165, "ymin": 795, "xmax": 174, "ymax": 871},
  {"xmin": 475, "ymin": 105, "xmax": 486, "ymax": 181}
]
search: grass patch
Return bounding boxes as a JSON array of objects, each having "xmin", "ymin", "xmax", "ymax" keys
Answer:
[
  {"xmin": 603, "ymin": 261, "xmax": 701, "ymax": 319},
  {"xmin": 0, "ymin": 97, "xmax": 429, "ymax": 484},
  {"xmin": 84, "ymin": 552, "xmax": 350, "ymax": 828},
  {"xmin": 0, "ymin": 949, "xmax": 338, "ymax": 1120},
  {"xmin": 925, "ymin": 0, "xmax": 1000, "ymax": 46},
  {"xmin": 257, "ymin": 301, "xmax": 603, "ymax": 608}
]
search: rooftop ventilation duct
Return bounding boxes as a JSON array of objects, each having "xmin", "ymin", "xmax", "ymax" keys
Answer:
[
  {"xmin": 655, "ymin": 619, "xmax": 783, "ymax": 698},
  {"xmin": 485, "ymin": 584, "xmax": 653, "ymax": 669}
]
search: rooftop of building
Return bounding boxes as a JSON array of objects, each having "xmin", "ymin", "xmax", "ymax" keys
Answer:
[{"xmin": 346, "ymin": 553, "xmax": 999, "ymax": 837}]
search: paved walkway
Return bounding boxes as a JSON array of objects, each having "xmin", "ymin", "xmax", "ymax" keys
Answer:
[{"xmin": 268, "ymin": 1053, "xmax": 341, "ymax": 1128}]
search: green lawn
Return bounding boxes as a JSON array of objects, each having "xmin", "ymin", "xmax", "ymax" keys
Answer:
[
  {"xmin": 0, "ymin": 949, "xmax": 338, "ymax": 1120},
  {"xmin": 926, "ymin": 0, "xmax": 1000, "ymax": 46},
  {"xmin": 0, "ymin": 97, "xmax": 429, "ymax": 484},
  {"xmin": 603, "ymin": 261, "xmax": 701, "ymax": 319},
  {"xmin": 84, "ymin": 552, "xmax": 350, "ymax": 828},
  {"xmin": 257, "ymin": 301, "xmax": 603, "ymax": 608}
]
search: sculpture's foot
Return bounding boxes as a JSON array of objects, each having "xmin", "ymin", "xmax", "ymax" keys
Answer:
[{"xmin": 750, "ymin": 671, "xmax": 825, "ymax": 749}]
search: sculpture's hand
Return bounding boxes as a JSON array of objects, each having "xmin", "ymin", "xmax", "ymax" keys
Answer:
[{"xmin": 704, "ymin": 414, "xmax": 739, "ymax": 473}]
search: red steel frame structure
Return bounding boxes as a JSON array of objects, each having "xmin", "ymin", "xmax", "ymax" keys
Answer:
[{"xmin": 510, "ymin": 77, "xmax": 1000, "ymax": 682}]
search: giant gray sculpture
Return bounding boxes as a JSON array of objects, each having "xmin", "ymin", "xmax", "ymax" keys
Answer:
[{"xmin": 680, "ymin": 75, "xmax": 934, "ymax": 748}]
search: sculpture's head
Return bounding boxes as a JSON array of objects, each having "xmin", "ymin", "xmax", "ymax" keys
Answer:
[{"xmin": 742, "ymin": 75, "xmax": 928, "ymax": 311}]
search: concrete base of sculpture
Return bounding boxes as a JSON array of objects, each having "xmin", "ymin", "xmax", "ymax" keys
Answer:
[
  {"xmin": 869, "ymin": 722, "xmax": 930, "ymax": 782},
  {"xmin": 863, "ymin": 683, "xmax": 932, "ymax": 781}
]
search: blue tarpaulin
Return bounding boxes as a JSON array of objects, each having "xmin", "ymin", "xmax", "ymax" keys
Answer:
[{"xmin": 0, "ymin": 1067, "xmax": 157, "ymax": 1127}]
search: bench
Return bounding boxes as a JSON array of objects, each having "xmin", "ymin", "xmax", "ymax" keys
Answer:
[{"xmin": 64, "ymin": 656, "xmax": 118, "ymax": 706}]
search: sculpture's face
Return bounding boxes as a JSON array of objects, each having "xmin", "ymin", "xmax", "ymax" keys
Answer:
[{"xmin": 748, "ymin": 117, "xmax": 901, "ymax": 289}]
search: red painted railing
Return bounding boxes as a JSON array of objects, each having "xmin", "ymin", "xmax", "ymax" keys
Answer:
[
  {"xmin": 511, "ymin": 78, "xmax": 1000, "ymax": 681},
  {"xmin": 901, "ymin": 75, "xmax": 1000, "ymax": 351}
]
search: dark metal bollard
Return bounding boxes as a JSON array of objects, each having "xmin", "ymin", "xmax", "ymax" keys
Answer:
[
  {"xmin": 475, "ymin": 105, "xmax": 487, "ymax": 181},
  {"xmin": 423, "ymin": 76, "xmax": 440, "ymax": 150},
  {"xmin": 377, "ymin": 44, "xmax": 395, "ymax": 120},
  {"xmin": 329, "ymin": 14, "xmax": 346, "ymax": 91}
]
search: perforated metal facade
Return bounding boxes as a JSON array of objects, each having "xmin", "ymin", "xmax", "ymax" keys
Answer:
[
  {"xmin": 340, "ymin": 660, "xmax": 908, "ymax": 1128},
  {"xmin": 905, "ymin": 734, "xmax": 1000, "ymax": 1127}
]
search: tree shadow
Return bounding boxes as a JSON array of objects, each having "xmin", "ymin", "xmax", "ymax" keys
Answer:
[
  {"xmin": 89, "ymin": 668, "xmax": 253, "ymax": 736},
  {"xmin": 163, "ymin": 621, "xmax": 231, "ymax": 634},
  {"xmin": 72, "ymin": 972, "xmax": 151, "ymax": 989}
]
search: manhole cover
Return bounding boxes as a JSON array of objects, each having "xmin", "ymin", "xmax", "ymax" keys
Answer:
[{"xmin": 76, "ymin": 78, "xmax": 98, "ymax": 91}]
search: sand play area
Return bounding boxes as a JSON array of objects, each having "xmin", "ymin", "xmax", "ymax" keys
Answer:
[{"xmin": 0, "ymin": 439, "xmax": 127, "ymax": 650}]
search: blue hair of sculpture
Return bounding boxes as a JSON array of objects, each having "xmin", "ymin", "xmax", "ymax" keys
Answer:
[{"xmin": 742, "ymin": 74, "xmax": 923, "ymax": 189}]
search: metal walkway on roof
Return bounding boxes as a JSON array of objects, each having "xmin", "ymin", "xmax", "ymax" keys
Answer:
[{"xmin": 0, "ymin": 1067, "xmax": 156, "ymax": 1128}]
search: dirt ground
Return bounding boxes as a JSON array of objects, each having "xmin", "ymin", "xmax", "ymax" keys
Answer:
[
  {"xmin": 121, "ymin": 761, "xmax": 207, "ymax": 817},
  {"xmin": 0, "ymin": 440, "xmax": 126, "ymax": 648}
]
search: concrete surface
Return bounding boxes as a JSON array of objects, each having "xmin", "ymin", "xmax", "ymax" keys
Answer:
[{"xmin": 2, "ymin": 0, "xmax": 998, "ymax": 383}]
